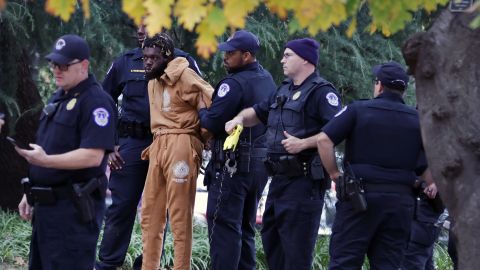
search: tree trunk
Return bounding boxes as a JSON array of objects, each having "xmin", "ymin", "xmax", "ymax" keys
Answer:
[
  {"xmin": 403, "ymin": 9, "xmax": 480, "ymax": 269},
  {"xmin": 0, "ymin": 49, "xmax": 42, "ymax": 211}
]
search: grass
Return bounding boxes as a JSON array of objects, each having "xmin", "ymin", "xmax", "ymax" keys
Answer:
[{"xmin": 0, "ymin": 210, "xmax": 453, "ymax": 270}]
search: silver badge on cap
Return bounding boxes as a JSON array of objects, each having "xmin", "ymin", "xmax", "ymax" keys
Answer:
[{"xmin": 55, "ymin": 39, "xmax": 66, "ymax": 50}]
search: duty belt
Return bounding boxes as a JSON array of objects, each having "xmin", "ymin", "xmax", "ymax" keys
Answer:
[
  {"xmin": 264, "ymin": 154, "xmax": 312, "ymax": 177},
  {"xmin": 363, "ymin": 182, "xmax": 414, "ymax": 195},
  {"xmin": 118, "ymin": 120, "xmax": 151, "ymax": 139}
]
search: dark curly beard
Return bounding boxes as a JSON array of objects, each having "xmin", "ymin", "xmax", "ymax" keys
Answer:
[{"xmin": 145, "ymin": 61, "xmax": 168, "ymax": 80}]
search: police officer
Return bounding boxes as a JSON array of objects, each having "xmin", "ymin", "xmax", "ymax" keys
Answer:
[
  {"xmin": 226, "ymin": 38, "xmax": 341, "ymax": 270},
  {"xmin": 16, "ymin": 34, "xmax": 116, "ymax": 269},
  {"xmin": 317, "ymin": 61, "xmax": 438, "ymax": 269},
  {"xmin": 200, "ymin": 30, "xmax": 276, "ymax": 270},
  {"xmin": 96, "ymin": 24, "xmax": 201, "ymax": 270}
]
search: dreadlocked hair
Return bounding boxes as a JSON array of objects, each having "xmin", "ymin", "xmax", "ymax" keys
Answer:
[{"xmin": 142, "ymin": 33, "xmax": 175, "ymax": 58}]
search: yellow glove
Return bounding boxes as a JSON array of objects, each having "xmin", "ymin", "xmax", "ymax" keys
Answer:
[{"xmin": 223, "ymin": 125, "xmax": 243, "ymax": 151}]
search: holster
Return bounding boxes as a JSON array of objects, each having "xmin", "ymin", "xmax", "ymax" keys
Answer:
[
  {"xmin": 346, "ymin": 176, "xmax": 367, "ymax": 212},
  {"xmin": 337, "ymin": 175, "xmax": 367, "ymax": 212},
  {"xmin": 72, "ymin": 176, "xmax": 107, "ymax": 223},
  {"xmin": 416, "ymin": 180, "xmax": 445, "ymax": 214}
]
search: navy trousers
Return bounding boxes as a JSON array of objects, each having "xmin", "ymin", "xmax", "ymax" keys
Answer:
[
  {"xmin": 401, "ymin": 199, "xmax": 441, "ymax": 270},
  {"xmin": 329, "ymin": 192, "xmax": 415, "ymax": 270},
  {"xmin": 29, "ymin": 195, "xmax": 105, "ymax": 270},
  {"xmin": 261, "ymin": 175, "xmax": 325, "ymax": 270},
  {"xmin": 96, "ymin": 137, "xmax": 150, "ymax": 270},
  {"xmin": 207, "ymin": 155, "xmax": 268, "ymax": 270}
]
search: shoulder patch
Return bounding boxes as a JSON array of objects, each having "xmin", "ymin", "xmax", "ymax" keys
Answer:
[
  {"xmin": 92, "ymin": 107, "xmax": 110, "ymax": 127},
  {"xmin": 334, "ymin": 106, "xmax": 347, "ymax": 117},
  {"xmin": 217, "ymin": 83, "xmax": 230, "ymax": 98},
  {"xmin": 326, "ymin": 92, "xmax": 339, "ymax": 106}
]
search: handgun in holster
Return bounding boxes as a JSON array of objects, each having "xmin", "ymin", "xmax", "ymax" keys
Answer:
[
  {"xmin": 336, "ymin": 175, "xmax": 367, "ymax": 212},
  {"xmin": 345, "ymin": 175, "xmax": 367, "ymax": 212},
  {"xmin": 72, "ymin": 177, "xmax": 106, "ymax": 223}
]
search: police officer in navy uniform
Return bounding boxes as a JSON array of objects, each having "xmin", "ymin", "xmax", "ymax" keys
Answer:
[
  {"xmin": 226, "ymin": 38, "xmax": 341, "ymax": 270},
  {"xmin": 96, "ymin": 24, "xmax": 201, "ymax": 270},
  {"xmin": 317, "ymin": 61, "xmax": 438, "ymax": 269},
  {"xmin": 200, "ymin": 30, "xmax": 276, "ymax": 270},
  {"xmin": 16, "ymin": 34, "xmax": 116, "ymax": 270}
]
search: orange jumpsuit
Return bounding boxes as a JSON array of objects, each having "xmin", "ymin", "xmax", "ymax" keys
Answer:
[{"xmin": 140, "ymin": 57, "xmax": 213, "ymax": 270}]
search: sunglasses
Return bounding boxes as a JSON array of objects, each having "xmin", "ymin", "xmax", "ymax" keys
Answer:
[{"xmin": 49, "ymin": 60, "xmax": 81, "ymax": 71}]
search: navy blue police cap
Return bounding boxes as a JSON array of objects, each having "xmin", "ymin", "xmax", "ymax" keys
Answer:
[
  {"xmin": 373, "ymin": 61, "xmax": 409, "ymax": 91},
  {"xmin": 45, "ymin": 34, "xmax": 90, "ymax": 65},
  {"xmin": 218, "ymin": 30, "xmax": 260, "ymax": 53}
]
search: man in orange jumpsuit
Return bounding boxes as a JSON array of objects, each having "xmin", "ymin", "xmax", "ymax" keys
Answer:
[{"xmin": 140, "ymin": 33, "xmax": 213, "ymax": 270}]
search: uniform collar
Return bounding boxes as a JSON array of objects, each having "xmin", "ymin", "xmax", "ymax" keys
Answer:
[
  {"xmin": 287, "ymin": 71, "xmax": 319, "ymax": 90},
  {"xmin": 54, "ymin": 73, "xmax": 96, "ymax": 102},
  {"xmin": 228, "ymin": 62, "xmax": 259, "ymax": 74},
  {"xmin": 131, "ymin": 47, "xmax": 144, "ymax": 60},
  {"xmin": 376, "ymin": 91, "xmax": 405, "ymax": 104}
]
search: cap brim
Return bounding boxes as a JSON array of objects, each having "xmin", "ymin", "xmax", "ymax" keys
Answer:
[
  {"xmin": 218, "ymin": 42, "xmax": 237, "ymax": 52},
  {"xmin": 45, "ymin": 52, "xmax": 72, "ymax": 65}
]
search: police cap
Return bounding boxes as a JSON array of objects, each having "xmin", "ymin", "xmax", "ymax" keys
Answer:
[
  {"xmin": 46, "ymin": 34, "xmax": 90, "ymax": 65},
  {"xmin": 373, "ymin": 61, "xmax": 409, "ymax": 91},
  {"xmin": 218, "ymin": 30, "xmax": 260, "ymax": 53}
]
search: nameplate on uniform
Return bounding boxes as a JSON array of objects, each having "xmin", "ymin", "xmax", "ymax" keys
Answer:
[{"xmin": 130, "ymin": 69, "xmax": 145, "ymax": 73}]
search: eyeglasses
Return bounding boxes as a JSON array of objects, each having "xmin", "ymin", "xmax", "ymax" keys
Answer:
[
  {"xmin": 49, "ymin": 60, "xmax": 81, "ymax": 71},
  {"xmin": 372, "ymin": 78, "xmax": 380, "ymax": 84}
]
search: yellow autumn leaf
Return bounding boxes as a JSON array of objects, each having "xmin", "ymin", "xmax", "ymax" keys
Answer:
[
  {"xmin": 265, "ymin": 0, "xmax": 296, "ymax": 19},
  {"xmin": 222, "ymin": 0, "xmax": 260, "ymax": 28},
  {"xmin": 122, "ymin": 0, "xmax": 146, "ymax": 25},
  {"xmin": 195, "ymin": 33, "xmax": 218, "ymax": 59},
  {"xmin": 144, "ymin": 0, "xmax": 174, "ymax": 35},
  {"xmin": 0, "ymin": 0, "xmax": 6, "ymax": 11},
  {"xmin": 195, "ymin": 5, "xmax": 228, "ymax": 58},
  {"xmin": 45, "ymin": 0, "xmax": 77, "ymax": 21},
  {"xmin": 346, "ymin": 18, "xmax": 357, "ymax": 38},
  {"xmin": 80, "ymin": 0, "xmax": 90, "ymax": 19},
  {"xmin": 296, "ymin": 0, "xmax": 347, "ymax": 35},
  {"xmin": 174, "ymin": 0, "xmax": 208, "ymax": 31}
]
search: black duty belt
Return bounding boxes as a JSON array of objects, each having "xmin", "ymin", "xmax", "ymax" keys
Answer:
[
  {"xmin": 363, "ymin": 183, "xmax": 414, "ymax": 195},
  {"xmin": 264, "ymin": 154, "xmax": 313, "ymax": 177},
  {"xmin": 118, "ymin": 120, "xmax": 151, "ymax": 139},
  {"xmin": 30, "ymin": 184, "xmax": 75, "ymax": 204}
]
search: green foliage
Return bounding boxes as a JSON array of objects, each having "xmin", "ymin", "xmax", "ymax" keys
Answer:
[
  {"xmin": 0, "ymin": 211, "xmax": 31, "ymax": 267},
  {"xmin": 0, "ymin": 210, "xmax": 455, "ymax": 270}
]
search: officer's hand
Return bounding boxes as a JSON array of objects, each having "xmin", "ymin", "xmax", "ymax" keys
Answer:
[
  {"xmin": 225, "ymin": 116, "xmax": 243, "ymax": 134},
  {"xmin": 197, "ymin": 96, "xmax": 207, "ymax": 111},
  {"xmin": 15, "ymin": 144, "xmax": 47, "ymax": 167},
  {"xmin": 108, "ymin": 145, "xmax": 124, "ymax": 170},
  {"xmin": 18, "ymin": 194, "xmax": 33, "ymax": 221},
  {"xmin": 0, "ymin": 118, "xmax": 4, "ymax": 133},
  {"xmin": 281, "ymin": 131, "xmax": 305, "ymax": 154},
  {"xmin": 424, "ymin": 182, "xmax": 438, "ymax": 199}
]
